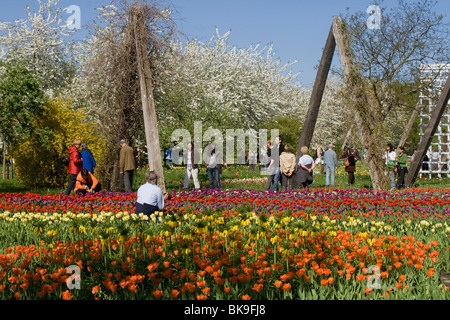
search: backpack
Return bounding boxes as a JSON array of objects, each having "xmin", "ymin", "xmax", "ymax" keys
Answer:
[{"xmin": 62, "ymin": 156, "xmax": 70, "ymax": 166}]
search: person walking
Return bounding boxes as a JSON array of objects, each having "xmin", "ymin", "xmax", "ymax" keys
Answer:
[
  {"xmin": 323, "ymin": 143, "xmax": 338, "ymax": 187},
  {"xmin": 80, "ymin": 142, "xmax": 96, "ymax": 174},
  {"xmin": 204, "ymin": 143, "xmax": 227, "ymax": 189},
  {"xmin": 279, "ymin": 145, "xmax": 296, "ymax": 190},
  {"xmin": 296, "ymin": 146, "xmax": 315, "ymax": 188},
  {"xmin": 183, "ymin": 141, "xmax": 201, "ymax": 189},
  {"xmin": 119, "ymin": 139, "xmax": 136, "ymax": 193},
  {"xmin": 395, "ymin": 146, "xmax": 408, "ymax": 189},
  {"xmin": 64, "ymin": 139, "xmax": 83, "ymax": 196},
  {"xmin": 344, "ymin": 149, "xmax": 357, "ymax": 186}
]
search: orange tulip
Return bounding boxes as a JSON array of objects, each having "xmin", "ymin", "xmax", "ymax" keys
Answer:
[
  {"xmin": 197, "ymin": 294, "xmax": 207, "ymax": 300},
  {"xmin": 202, "ymin": 287, "xmax": 211, "ymax": 295},
  {"xmin": 296, "ymin": 268, "xmax": 306, "ymax": 277},
  {"xmin": 62, "ymin": 290, "xmax": 73, "ymax": 300},
  {"xmin": 242, "ymin": 294, "xmax": 251, "ymax": 300},
  {"xmin": 399, "ymin": 275, "xmax": 406, "ymax": 282},
  {"xmin": 170, "ymin": 289, "xmax": 180, "ymax": 299},
  {"xmin": 321, "ymin": 279, "xmax": 328, "ymax": 287},
  {"xmin": 224, "ymin": 287, "xmax": 231, "ymax": 294},
  {"xmin": 152, "ymin": 290, "xmax": 163, "ymax": 299},
  {"xmin": 395, "ymin": 282, "xmax": 403, "ymax": 290},
  {"xmin": 252, "ymin": 283, "xmax": 263, "ymax": 293},
  {"xmin": 282, "ymin": 283, "xmax": 291, "ymax": 292},
  {"xmin": 91, "ymin": 285, "xmax": 100, "ymax": 295},
  {"xmin": 274, "ymin": 280, "xmax": 283, "ymax": 288},
  {"xmin": 364, "ymin": 288, "xmax": 372, "ymax": 294},
  {"xmin": 426, "ymin": 268, "xmax": 435, "ymax": 277}
]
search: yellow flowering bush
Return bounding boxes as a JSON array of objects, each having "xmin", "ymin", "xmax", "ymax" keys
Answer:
[{"xmin": 11, "ymin": 98, "xmax": 107, "ymax": 188}]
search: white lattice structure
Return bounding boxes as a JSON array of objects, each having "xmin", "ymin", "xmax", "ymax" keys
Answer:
[{"xmin": 418, "ymin": 64, "xmax": 450, "ymax": 178}]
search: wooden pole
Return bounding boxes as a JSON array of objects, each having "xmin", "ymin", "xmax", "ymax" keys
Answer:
[
  {"xmin": 132, "ymin": 5, "xmax": 166, "ymax": 193},
  {"xmin": 406, "ymin": 74, "xmax": 450, "ymax": 187},
  {"xmin": 398, "ymin": 103, "xmax": 422, "ymax": 148},
  {"xmin": 332, "ymin": 16, "xmax": 389, "ymax": 191},
  {"xmin": 296, "ymin": 25, "xmax": 336, "ymax": 162},
  {"xmin": 2, "ymin": 142, "xmax": 5, "ymax": 180}
]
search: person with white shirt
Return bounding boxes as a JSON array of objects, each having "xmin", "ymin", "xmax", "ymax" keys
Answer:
[
  {"xmin": 183, "ymin": 142, "xmax": 201, "ymax": 189},
  {"xmin": 383, "ymin": 143, "xmax": 397, "ymax": 189},
  {"xmin": 135, "ymin": 171, "xmax": 169, "ymax": 219},
  {"xmin": 296, "ymin": 146, "xmax": 315, "ymax": 188}
]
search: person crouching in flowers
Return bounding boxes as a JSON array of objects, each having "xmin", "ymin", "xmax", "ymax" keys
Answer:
[
  {"xmin": 135, "ymin": 171, "xmax": 169, "ymax": 220},
  {"xmin": 75, "ymin": 169, "xmax": 101, "ymax": 196}
]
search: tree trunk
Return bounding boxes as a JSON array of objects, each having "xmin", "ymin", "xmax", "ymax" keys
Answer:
[
  {"xmin": 333, "ymin": 16, "xmax": 389, "ymax": 191},
  {"xmin": 132, "ymin": 5, "xmax": 166, "ymax": 193},
  {"xmin": 110, "ymin": 146, "xmax": 121, "ymax": 192}
]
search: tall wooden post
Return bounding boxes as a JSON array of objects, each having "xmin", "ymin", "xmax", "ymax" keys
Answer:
[
  {"xmin": 132, "ymin": 5, "xmax": 166, "ymax": 193},
  {"xmin": 2, "ymin": 142, "xmax": 5, "ymax": 180},
  {"xmin": 296, "ymin": 25, "xmax": 336, "ymax": 161},
  {"xmin": 398, "ymin": 103, "xmax": 422, "ymax": 148},
  {"xmin": 332, "ymin": 16, "xmax": 389, "ymax": 191},
  {"xmin": 406, "ymin": 74, "xmax": 450, "ymax": 187}
]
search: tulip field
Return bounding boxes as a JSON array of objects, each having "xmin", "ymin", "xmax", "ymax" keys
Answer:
[{"xmin": 0, "ymin": 171, "xmax": 449, "ymax": 300}]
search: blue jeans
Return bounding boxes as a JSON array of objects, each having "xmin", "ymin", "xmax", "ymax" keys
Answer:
[
  {"xmin": 271, "ymin": 167, "xmax": 281, "ymax": 191},
  {"xmin": 207, "ymin": 167, "xmax": 221, "ymax": 189},
  {"xmin": 325, "ymin": 166, "xmax": 335, "ymax": 186}
]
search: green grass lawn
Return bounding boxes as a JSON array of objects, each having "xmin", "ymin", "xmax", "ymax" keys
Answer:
[{"xmin": 1, "ymin": 160, "xmax": 448, "ymax": 194}]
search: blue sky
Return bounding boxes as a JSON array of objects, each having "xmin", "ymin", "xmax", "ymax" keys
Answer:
[{"xmin": 1, "ymin": 0, "xmax": 449, "ymax": 86}]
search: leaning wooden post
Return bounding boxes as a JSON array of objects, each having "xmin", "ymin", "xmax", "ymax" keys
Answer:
[
  {"xmin": 132, "ymin": 4, "xmax": 166, "ymax": 193},
  {"xmin": 406, "ymin": 74, "xmax": 450, "ymax": 187},
  {"xmin": 2, "ymin": 142, "xmax": 5, "ymax": 180},
  {"xmin": 332, "ymin": 16, "xmax": 389, "ymax": 191},
  {"xmin": 398, "ymin": 102, "xmax": 422, "ymax": 148},
  {"xmin": 296, "ymin": 24, "xmax": 336, "ymax": 162}
]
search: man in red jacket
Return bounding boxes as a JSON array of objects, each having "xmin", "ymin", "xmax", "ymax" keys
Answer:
[{"xmin": 64, "ymin": 139, "xmax": 83, "ymax": 195}]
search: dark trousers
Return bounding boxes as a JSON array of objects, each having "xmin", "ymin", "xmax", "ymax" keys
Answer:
[
  {"xmin": 348, "ymin": 172, "xmax": 355, "ymax": 185},
  {"xmin": 135, "ymin": 203, "xmax": 160, "ymax": 222},
  {"xmin": 396, "ymin": 167, "xmax": 408, "ymax": 189},
  {"xmin": 281, "ymin": 173, "xmax": 295, "ymax": 190},
  {"xmin": 207, "ymin": 167, "xmax": 221, "ymax": 189},
  {"xmin": 135, "ymin": 203, "xmax": 159, "ymax": 216},
  {"xmin": 64, "ymin": 174, "xmax": 77, "ymax": 196},
  {"xmin": 265, "ymin": 175, "xmax": 275, "ymax": 191},
  {"xmin": 124, "ymin": 170, "xmax": 134, "ymax": 192}
]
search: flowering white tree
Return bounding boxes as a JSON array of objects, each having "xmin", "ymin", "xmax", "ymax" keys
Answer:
[
  {"xmin": 0, "ymin": 0, "xmax": 76, "ymax": 96},
  {"xmin": 155, "ymin": 30, "xmax": 309, "ymax": 134}
]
